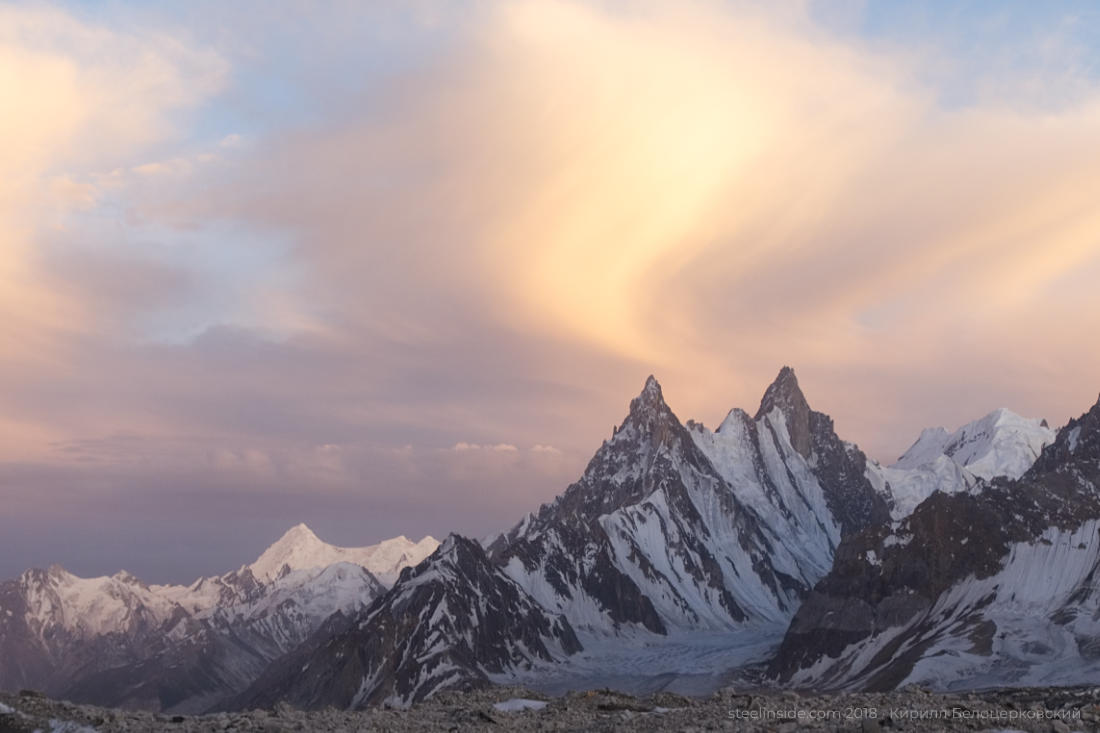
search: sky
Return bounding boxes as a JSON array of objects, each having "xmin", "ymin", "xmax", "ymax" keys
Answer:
[{"xmin": 2, "ymin": 0, "xmax": 1100, "ymax": 582}]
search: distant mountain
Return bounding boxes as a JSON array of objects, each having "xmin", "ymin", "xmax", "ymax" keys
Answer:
[
  {"xmin": 249, "ymin": 524, "xmax": 439, "ymax": 587},
  {"xmin": 868, "ymin": 408, "xmax": 1056, "ymax": 519},
  {"xmin": 895, "ymin": 408, "xmax": 1055, "ymax": 480},
  {"xmin": 234, "ymin": 535, "xmax": 580, "ymax": 709},
  {"xmin": 770, "ymin": 395, "xmax": 1100, "ymax": 691},
  {"xmin": 0, "ymin": 526, "xmax": 432, "ymax": 711}
]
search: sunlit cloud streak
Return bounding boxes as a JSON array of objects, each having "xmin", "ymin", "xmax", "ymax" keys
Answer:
[{"xmin": 2, "ymin": 0, "xmax": 1100, "ymax": 580}]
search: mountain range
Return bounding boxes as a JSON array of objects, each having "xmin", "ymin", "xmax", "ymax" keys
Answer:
[
  {"xmin": 2, "ymin": 367, "xmax": 1093, "ymax": 711},
  {"xmin": 0, "ymin": 526, "xmax": 437, "ymax": 711}
]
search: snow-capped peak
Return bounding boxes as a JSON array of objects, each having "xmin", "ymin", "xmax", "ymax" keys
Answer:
[
  {"xmin": 893, "ymin": 407, "xmax": 1055, "ymax": 481},
  {"xmin": 754, "ymin": 366, "xmax": 813, "ymax": 458},
  {"xmin": 716, "ymin": 407, "xmax": 751, "ymax": 434},
  {"xmin": 248, "ymin": 524, "xmax": 325, "ymax": 581},
  {"xmin": 248, "ymin": 525, "xmax": 439, "ymax": 587}
]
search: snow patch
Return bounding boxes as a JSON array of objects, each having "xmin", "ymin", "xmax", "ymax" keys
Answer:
[
  {"xmin": 1067, "ymin": 426, "xmax": 1082, "ymax": 454},
  {"xmin": 45, "ymin": 719, "xmax": 99, "ymax": 733},
  {"xmin": 492, "ymin": 698, "xmax": 548, "ymax": 712},
  {"xmin": 882, "ymin": 533, "xmax": 912, "ymax": 549}
]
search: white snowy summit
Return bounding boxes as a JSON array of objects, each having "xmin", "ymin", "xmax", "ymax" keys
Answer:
[
  {"xmin": 894, "ymin": 407, "xmax": 1055, "ymax": 481},
  {"xmin": 868, "ymin": 407, "xmax": 1056, "ymax": 519},
  {"xmin": 249, "ymin": 523, "xmax": 439, "ymax": 587}
]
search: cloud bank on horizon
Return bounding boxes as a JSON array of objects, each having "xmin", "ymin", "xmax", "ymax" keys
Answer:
[{"xmin": 2, "ymin": 0, "xmax": 1100, "ymax": 581}]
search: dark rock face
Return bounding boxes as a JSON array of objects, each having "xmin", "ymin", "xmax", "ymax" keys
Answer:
[
  {"xmin": 807, "ymin": 412, "xmax": 891, "ymax": 536},
  {"xmin": 234, "ymin": 535, "xmax": 580, "ymax": 710},
  {"xmin": 770, "ymin": 396, "xmax": 1100, "ymax": 690},
  {"xmin": 755, "ymin": 366, "xmax": 813, "ymax": 458},
  {"xmin": 757, "ymin": 367, "xmax": 890, "ymax": 536}
]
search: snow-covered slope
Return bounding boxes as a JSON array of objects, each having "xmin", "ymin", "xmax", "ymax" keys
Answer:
[
  {"xmin": 0, "ymin": 565, "xmax": 191, "ymax": 697},
  {"xmin": 235, "ymin": 535, "xmax": 581, "ymax": 709},
  {"xmin": 0, "ymin": 525, "xmax": 429, "ymax": 711},
  {"xmin": 895, "ymin": 408, "xmax": 1054, "ymax": 480},
  {"xmin": 868, "ymin": 408, "xmax": 1056, "ymax": 519},
  {"xmin": 867, "ymin": 455, "xmax": 981, "ymax": 520},
  {"xmin": 19, "ymin": 566, "xmax": 181, "ymax": 642},
  {"xmin": 488, "ymin": 368, "xmax": 889, "ymax": 637},
  {"xmin": 770, "ymin": 394, "xmax": 1100, "ymax": 691},
  {"xmin": 248, "ymin": 524, "xmax": 439, "ymax": 587}
]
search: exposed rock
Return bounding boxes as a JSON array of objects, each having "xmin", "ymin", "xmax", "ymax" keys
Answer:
[
  {"xmin": 771, "ymin": 396, "xmax": 1100, "ymax": 690},
  {"xmin": 232, "ymin": 535, "xmax": 580, "ymax": 710},
  {"xmin": 488, "ymin": 368, "xmax": 891, "ymax": 638}
]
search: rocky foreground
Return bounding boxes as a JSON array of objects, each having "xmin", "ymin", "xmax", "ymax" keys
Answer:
[{"xmin": 2, "ymin": 685, "xmax": 1099, "ymax": 732}]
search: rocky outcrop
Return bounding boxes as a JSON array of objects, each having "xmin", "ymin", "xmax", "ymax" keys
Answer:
[{"xmin": 770, "ymin": 395, "xmax": 1100, "ymax": 691}]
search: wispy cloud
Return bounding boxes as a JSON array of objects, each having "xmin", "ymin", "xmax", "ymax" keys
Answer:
[{"xmin": 3, "ymin": 0, "xmax": 1100, "ymax": 580}]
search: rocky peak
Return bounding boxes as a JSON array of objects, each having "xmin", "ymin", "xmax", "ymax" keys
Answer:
[
  {"xmin": 1027, "ymin": 394, "xmax": 1100, "ymax": 476},
  {"xmin": 621, "ymin": 375, "xmax": 675, "ymax": 430},
  {"xmin": 429, "ymin": 533, "xmax": 476, "ymax": 570},
  {"xmin": 755, "ymin": 366, "xmax": 813, "ymax": 458},
  {"xmin": 636, "ymin": 374, "xmax": 663, "ymax": 403},
  {"xmin": 554, "ymin": 375, "xmax": 701, "ymax": 520}
]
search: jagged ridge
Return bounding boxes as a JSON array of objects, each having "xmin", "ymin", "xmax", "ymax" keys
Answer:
[
  {"xmin": 771, "ymin": 395, "xmax": 1100, "ymax": 691},
  {"xmin": 233, "ymin": 535, "xmax": 581, "ymax": 709}
]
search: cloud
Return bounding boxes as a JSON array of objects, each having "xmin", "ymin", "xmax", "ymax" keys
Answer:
[
  {"xmin": 0, "ymin": 4, "xmax": 226, "ymax": 460},
  {"xmin": 451, "ymin": 442, "xmax": 519, "ymax": 452},
  {"xmin": 4, "ymin": 1, "xmax": 1100, "ymax": 579},
  {"xmin": 199, "ymin": 0, "xmax": 1099, "ymax": 458}
]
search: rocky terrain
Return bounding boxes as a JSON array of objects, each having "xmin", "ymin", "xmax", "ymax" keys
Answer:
[
  {"xmin": 0, "ymin": 527, "xmax": 437, "ymax": 712},
  {"xmin": 2, "ymin": 685, "xmax": 1098, "ymax": 732}
]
